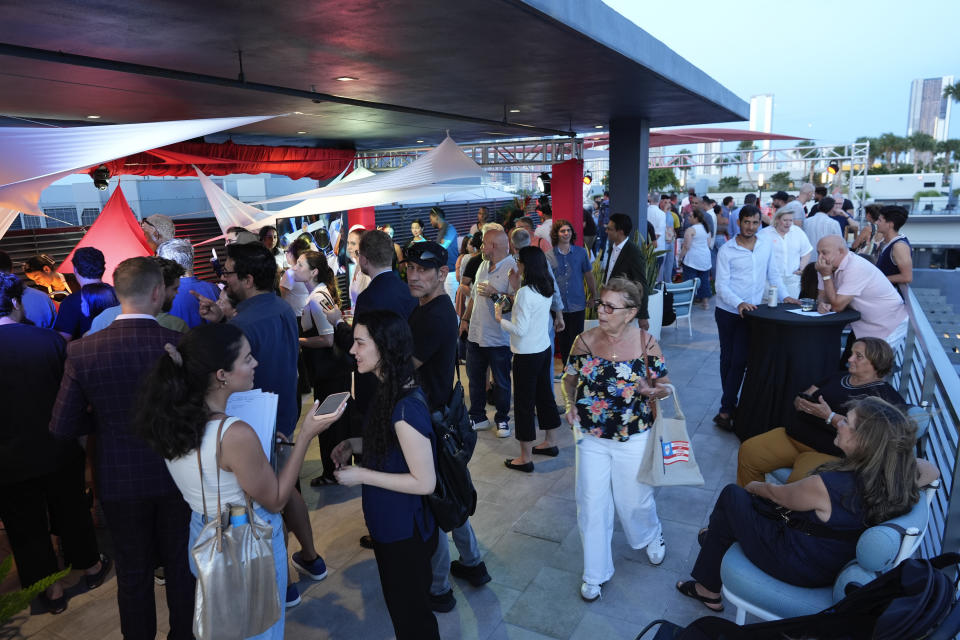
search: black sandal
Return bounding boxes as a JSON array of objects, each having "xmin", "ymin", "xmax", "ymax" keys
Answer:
[
  {"xmin": 676, "ymin": 580, "xmax": 723, "ymax": 612},
  {"xmin": 309, "ymin": 475, "xmax": 337, "ymax": 487}
]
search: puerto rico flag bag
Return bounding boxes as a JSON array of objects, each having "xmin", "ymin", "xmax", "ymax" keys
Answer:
[{"xmin": 637, "ymin": 384, "xmax": 705, "ymax": 487}]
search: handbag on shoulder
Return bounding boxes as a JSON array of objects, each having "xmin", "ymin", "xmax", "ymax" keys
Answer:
[{"xmin": 191, "ymin": 418, "xmax": 280, "ymax": 640}]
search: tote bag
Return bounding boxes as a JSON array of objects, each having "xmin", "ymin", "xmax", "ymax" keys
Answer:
[
  {"xmin": 191, "ymin": 418, "xmax": 280, "ymax": 640},
  {"xmin": 636, "ymin": 384, "xmax": 705, "ymax": 487}
]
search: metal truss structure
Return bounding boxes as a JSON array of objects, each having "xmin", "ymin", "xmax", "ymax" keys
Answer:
[{"xmin": 355, "ymin": 137, "xmax": 583, "ymax": 172}]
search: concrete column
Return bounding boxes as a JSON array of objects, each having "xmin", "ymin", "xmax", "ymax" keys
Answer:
[{"xmin": 609, "ymin": 117, "xmax": 650, "ymax": 241}]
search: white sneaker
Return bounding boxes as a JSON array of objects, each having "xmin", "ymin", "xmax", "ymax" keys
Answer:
[
  {"xmin": 646, "ymin": 526, "xmax": 666, "ymax": 565},
  {"xmin": 580, "ymin": 582, "xmax": 601, "ymax": 602},
  {"xmin": 496, "ymin": 421, "xmax": 511, "ymax": 438},
  {"xmin": 471, "ymin": 418, "xmax": 490, "ymax": 431}
]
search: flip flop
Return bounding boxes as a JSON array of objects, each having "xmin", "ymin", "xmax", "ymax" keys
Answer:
[{"xmin": 676, "ymin": 580, "xmax": 723, "ymax": 612}]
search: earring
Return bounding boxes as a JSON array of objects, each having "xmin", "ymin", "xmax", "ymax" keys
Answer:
[{"xmin": 221, "ymin": 379, "xmax": 227, "ymax": 388}]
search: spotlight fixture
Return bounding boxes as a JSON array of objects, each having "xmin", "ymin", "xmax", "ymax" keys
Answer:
[
  {"xmin": 91, "ymin": 165, "xmax": 110, "ymax": 190},
  {"xmin": 334, "ymin": 76, "xmax": 358, "ymax": 82},
  {"xmin": 827, "ymin": 161, "xmax": 840, "ymax": 175},
  {"xmin": 582, "ymin": 171, "xmax": 593, "ymax": 185},
  {"xmin": 536, "ymin": 172, "xmax": 551, "ymax": 195}
]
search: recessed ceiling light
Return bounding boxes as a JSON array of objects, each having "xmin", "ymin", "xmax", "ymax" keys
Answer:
[
  {"xmin": 416, "ymin": 139, "xmax": 425, "ymax": 143},
  {"xmin": 293, "ymin": 111, "xmax": 304, "ymax": 115},
  {"xmin": 509, "ymin": 109, "xmax": 520, "ymax": 113},
  {"xmin": 86, "ymin": 115, "xmax": 101, "ymax": 119},
  {"xmin": 334, "ymin": 76, "xmax": 358, "ymax": 82},
  {"xmin": 594, "ymin": 124, "xmax": 604, "ymax": 129},
  {"xmin": 297, "ymin": 131, "xmax": 308, "ymax": 134}
]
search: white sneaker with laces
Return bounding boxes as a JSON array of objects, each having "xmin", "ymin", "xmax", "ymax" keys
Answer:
[
  {"xmin": 580, "ymin": 582, "xmax": 601, "ymax": 602},
  {"xmin": 646, "ymin": 525, "xmax": 666, "ymax": 565},
  {"xmin": 496, "ymin": 421, "xmax": 511, "ymax": 438},
  {"xmin": 471, "ymin": 418, "xmax": 490, "ymax": 431}
]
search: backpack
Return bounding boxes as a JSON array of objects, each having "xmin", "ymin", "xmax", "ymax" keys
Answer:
[
  {"xmin": 636, "ymin": 553, "xmax": 960, "ymax": 640},
  {"xmin": 661, "ymin": 287, "xmax": 676, "ymax": 326},
  {"xmin": 414, "ymin": 368, "xmax": 478, "ymax": 532}
]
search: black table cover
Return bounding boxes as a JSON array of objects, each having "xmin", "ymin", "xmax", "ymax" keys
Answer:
[{"xmin": 734, "ymin": 304, "xmax": 861, "ymax": 441}]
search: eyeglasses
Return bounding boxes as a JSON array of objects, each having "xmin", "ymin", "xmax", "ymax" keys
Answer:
[
  {"xmin": 220, "ymin": 270, "xmax": 237, "ymax": 277},
  {"xmin": 593, "ymin": 300, "xmax": 635, "ymax": 314}
]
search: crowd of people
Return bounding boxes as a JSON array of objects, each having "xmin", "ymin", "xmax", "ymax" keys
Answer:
[{"xmin": 0, "ymin": 190, "xmax": 932, "ymax": 639}]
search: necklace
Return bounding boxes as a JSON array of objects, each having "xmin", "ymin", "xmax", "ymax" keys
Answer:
[{"xmin": 606, "ymin": 331, "xmax": 628, "ymax": 359}]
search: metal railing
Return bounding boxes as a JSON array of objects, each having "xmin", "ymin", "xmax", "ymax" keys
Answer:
[{"xmin": 897, "ymin": 285, "xmax": 960, "ymax": 557}]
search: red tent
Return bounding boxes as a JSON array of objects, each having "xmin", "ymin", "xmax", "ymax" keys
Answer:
[{"xmin": 58, "ymin": 187, "xmax": 153, "ymax": 284}]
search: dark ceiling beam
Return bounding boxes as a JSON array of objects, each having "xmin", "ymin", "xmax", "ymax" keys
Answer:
[{"xmin": 0, "ymin": 42, "xmax": 577, "ymax": 138}]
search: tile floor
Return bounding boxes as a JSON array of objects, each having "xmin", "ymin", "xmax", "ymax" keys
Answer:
[{"xmin": 1, "ymin": 303, "xmax": 745, "ymax": 639}]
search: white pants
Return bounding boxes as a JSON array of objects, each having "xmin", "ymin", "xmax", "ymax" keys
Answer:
[
  {"xmin": 444, "ymin": 271, "xmax": 459, "ymax": 305},
  {"xmin": 575, "ymin": 432, "xmax": 660, "ymax": 585},
  {"xmin": 884, "ymin": 317, "xmax": 909, "ymax": 353}
]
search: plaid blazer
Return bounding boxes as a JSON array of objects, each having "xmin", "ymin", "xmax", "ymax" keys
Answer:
[{"xmin": 50, "ymin": 318, "xmax": 183, "ymax": 502}]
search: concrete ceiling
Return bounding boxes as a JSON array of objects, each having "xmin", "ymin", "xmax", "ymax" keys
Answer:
[{"xmin": 0, "ymin": 0, "xmax": 749, "ymax": 150}]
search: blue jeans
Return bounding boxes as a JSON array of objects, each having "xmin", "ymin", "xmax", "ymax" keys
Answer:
[
  {"xmin": 189, "ymin": 506, "xmax": 286, "ymax": 640},
  {"xmin": 466, "ymin": 341, "xmax": 512, "ymax": 424},
  {"xmin": 682, "ymin": 265, "xmax": 713, "ymax": 300},
  {"xmin": 429, "ymin": 520, "xmax": 482, "ymax": 595},
  {"xmin": 715, "ymin": 308, "xmax": 750, "ymax": 415},
  {"xmin": 662, "ymin": 242, "xmax": 676, "ymax": 283}
]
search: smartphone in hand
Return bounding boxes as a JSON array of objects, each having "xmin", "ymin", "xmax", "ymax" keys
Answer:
[
  {"xmin": 314, "ymin": 391, "xmax": 351, "ymax": 417},
  {"xmin": 798, "ymin": 390, "xmax": 822, "ymax": 403}
]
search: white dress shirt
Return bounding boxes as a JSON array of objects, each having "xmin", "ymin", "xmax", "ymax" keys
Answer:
[
  {"xmin": 759, "ymin": 225, "xmax": 813, "ymax": 298},
  {"xmin": 715, "ymin": 234, "xmax": 788, "ymax": 315},
  {"xmin": 804, "ymin": 212, "xmax": 842, "ymax": 251},
  {"xmin": 604, "ymin": 237, "xmax": 628, "ymax": 283},
  {"xmin": 647, "ymin": 205, "xmax": 666, "ymax": 251},
  {"xmin": 500, "ymin": 285, "xmax": 552, "ymax": 354}
]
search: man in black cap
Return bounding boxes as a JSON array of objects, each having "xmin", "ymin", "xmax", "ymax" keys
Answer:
[{"xmin": 404, "ymin": 241, "xmax": 490, "ymax": 612}]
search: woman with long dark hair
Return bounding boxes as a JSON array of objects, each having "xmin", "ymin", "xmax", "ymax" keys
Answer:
[
  {"xmin": 136, "ymin": 323, "xmax": 346, "ymax": 639},
  {"xmin": 495, "ymin": 246, "xmax": 561, "ymax": 471},
  {"xmin": 331, "ymin": 310, "xmax": 439, "ymax": 640},
  {"xmin": 293, "ymin": 250, "xmax": 351, "ymax": 487}
]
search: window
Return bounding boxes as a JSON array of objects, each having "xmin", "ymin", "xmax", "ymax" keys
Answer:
[
  {"xmin": 81, "ymin": 208, "xmax": 100, "ymax": 225},
  {"xmin": 9, "ymin": 213, "xmax": 23, "ymax": 230},
  {"xmin": 43, "ymin": 207, "xmax": 78, "ymax": 228},
  {"xmin": 22, "ymin": 214, "xmax": 43, "ymax": 229}
]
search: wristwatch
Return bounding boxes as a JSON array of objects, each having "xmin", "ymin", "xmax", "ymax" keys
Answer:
[{"xmin": 822, "ymin": 275, "xmax": 832, "ymax": 281}]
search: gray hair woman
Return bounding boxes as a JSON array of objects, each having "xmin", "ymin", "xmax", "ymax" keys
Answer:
[{"xmin": 562, "ymin": 277, "xmax": 671, "ymax": 602}]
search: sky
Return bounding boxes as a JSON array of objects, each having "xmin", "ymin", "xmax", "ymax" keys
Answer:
[{"xmin": 602, "ymin": 0, "xmax": 960, "ymax": 146}]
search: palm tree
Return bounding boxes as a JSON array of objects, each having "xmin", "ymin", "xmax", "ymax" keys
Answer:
[
  {"xmin": 908, "ymin": 132, "xmax": 936, "ymax": 173},
  {"xmin": 877, "ymin": 132, "xmax": 898, "ymax": 167},
  {"xmin": 796, "ymin": 140, "xmax": 817, "ymax": 182},
  {"xmin": 737, "ymin": 140, "xmax": 757, "ymax": 186},
  {"xmin": 943, "ymin": 81, "xmax": 960, "ymax": 103}
]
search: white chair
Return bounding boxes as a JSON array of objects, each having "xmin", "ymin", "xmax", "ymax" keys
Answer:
[{"xmin": 665, "ymin": 278, "xmax": 699, "ymax": 337}]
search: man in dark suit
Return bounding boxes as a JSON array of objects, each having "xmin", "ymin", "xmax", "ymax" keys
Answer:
[
  {"xmin": 601, "ymin": 212, "xmax": 650, "ymax": 330},
  {"xmin": 50, "ymin": 257, "xmax": 194, "ymax": 640}
]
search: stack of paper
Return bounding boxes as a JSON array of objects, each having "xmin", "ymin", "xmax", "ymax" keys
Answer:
[{"xmin": 225, "ymin": 389, "xmax": 279, "ymax": 459}]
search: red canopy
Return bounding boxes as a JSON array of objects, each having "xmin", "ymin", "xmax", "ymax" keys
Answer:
[
  {"xmin": 58, "ymin": 187, "xmax": 153, "ymax": 284},
  {"xmin": 584, "ymin": 127, "xmax": 807, "ymax": 150},
  {"xmin": 93, "ymin": 140, "xmax": 356, "ymax": 181}
]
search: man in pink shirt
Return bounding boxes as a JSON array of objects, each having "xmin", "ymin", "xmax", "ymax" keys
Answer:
[{"xmin": 814, "ymin": 236, "xmax": 908, "ymax": 351}]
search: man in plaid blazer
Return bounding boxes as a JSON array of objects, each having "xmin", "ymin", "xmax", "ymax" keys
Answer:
[{"xmin": 50, "ymin": 257, "xmax": 194, "ymax": 640}]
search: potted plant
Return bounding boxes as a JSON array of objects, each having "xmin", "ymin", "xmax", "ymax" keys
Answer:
[{"xmin": 638, "ymin": 238, "xmax": 667, "ymax": 340}]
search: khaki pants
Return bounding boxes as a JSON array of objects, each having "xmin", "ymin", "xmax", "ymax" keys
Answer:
[{"xmin": 736, "ymin": 427, "xmax": 839, "ymax": 486}]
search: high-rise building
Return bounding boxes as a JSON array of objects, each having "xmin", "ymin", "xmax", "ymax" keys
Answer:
[
  {"xmin": 749, "ymin": 94, "xmax": 774, "ymax": 151},
  {"xmin": 907, "ymin": 76, "xmax": 953, "ymax": 142}
]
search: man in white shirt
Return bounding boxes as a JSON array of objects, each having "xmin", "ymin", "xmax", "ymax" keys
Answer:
[
  {"xmin": 460, "ymin": 229, "xmax": 516, "ymax": 436},
  {"xmin": 792, "ymin": 183, "xmax": 816, "ymax": 227},
  {"xmin": 647, "ymin": 194, "xmax": 666, "ymax": 275},
  {"xmin": 803, "ymin": 197, "xmax": 842, "ymax": 252},
  {"xmin": 713, "ymin": 205, "xmax": 798, "ymax": 431}
]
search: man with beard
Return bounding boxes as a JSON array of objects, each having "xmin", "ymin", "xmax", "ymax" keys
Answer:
[{"xmin": 87, "ymin": 257, "xmax": 188, "ymax": 334}]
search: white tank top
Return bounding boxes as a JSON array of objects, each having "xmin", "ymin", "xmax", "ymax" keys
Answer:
[
  {"xmin": 165, "ymin": 417, "xmax": 251, "ymax": 518},
  {"xmin": 683, "ymin": 223, "xmax": 712, "ymax": 271}
]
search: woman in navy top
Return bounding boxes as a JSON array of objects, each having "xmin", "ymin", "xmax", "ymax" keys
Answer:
[
  {"xmin": 677, "ymin": 397, "xmax": 923, "ymax": 612},
  {"xmin": 332, "ymin": 310, "xmax": 439, "ymax": 640}
]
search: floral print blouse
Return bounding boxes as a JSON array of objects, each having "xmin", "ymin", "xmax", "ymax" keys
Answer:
[{"xmin": 564, "ymin": 352, "xmax": 668, "ymax": 441}]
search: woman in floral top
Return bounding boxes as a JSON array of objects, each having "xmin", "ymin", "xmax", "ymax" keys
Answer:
[{"xmin": 561, "ymin": 277, "xmax": 672, "ymax": 603}]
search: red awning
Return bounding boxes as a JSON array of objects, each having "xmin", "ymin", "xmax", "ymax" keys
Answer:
[{"xmin": 93, "ymin": 140, "xmax": 357, "ymax": 181}]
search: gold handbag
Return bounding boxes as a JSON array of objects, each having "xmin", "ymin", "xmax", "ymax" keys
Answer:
[{"xmin": 191, "ymin": 418, "xmax": 280, "ymax": 640}]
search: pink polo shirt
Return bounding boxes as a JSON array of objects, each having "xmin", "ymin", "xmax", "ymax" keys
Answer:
[{"xmin": 819, "ymin": 252, "xmax": 906, "ymax": 339}]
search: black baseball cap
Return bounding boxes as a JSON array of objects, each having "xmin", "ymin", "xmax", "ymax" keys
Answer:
[{"xmin": 402, "ymin": 241, "xmax": 447, "ymax": 269}]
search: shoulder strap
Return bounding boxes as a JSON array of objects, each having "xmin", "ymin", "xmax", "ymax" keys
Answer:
[{"xmin": 196, "ymin": 416, "xmax": 228, "ymax": 522}]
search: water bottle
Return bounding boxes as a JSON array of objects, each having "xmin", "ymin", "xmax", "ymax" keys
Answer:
[
  {"xmin": 229, "ymin": 505, "xmax": 249, "ymax": 527},
  {"xmin": 767, "ymin": 285, "xmax": 778, "ymax": 308}
]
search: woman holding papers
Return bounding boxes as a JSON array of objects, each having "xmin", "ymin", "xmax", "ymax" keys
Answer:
[
  {"xmin": 330, "ymin": 310, "xmax": 440, "ymax": 640},
  {"xmin": 136, "ymin": 323, "xmax": 346, "ymax": 640}
]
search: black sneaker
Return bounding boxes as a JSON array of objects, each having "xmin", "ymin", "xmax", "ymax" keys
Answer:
[
  {"xmin": 450, "ymin": 560, "xmax": 492, "ymax": 587},
  {"xmin": 429, "ymin": 589, "xmax": 456, "ymax": 613},
  {"xmin": 359, "ymin": 534, "xmax": 374, "ymax": 549}
]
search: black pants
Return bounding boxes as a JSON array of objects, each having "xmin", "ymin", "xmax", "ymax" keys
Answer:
[
  {"xmin": 512, "ymin": 347, "xmax": 561, "ymax": 442},
  {"xmin": 557, "ymin": 310, "xmax": 586, "ymax": 367},
  {"xmin": 373, "ymin": 529, "xmax": 440, "ymax": 640},
  {"xmin": 100, "ymin": 495, "xmax": 195, "ymax": 640},
  {"xmin": 715, "ymin": 307, "xmax": 750, "ymax": 415},
  {"xmin": 0, "ymin": 443, "xmax": 100, "ymax": 588}
]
